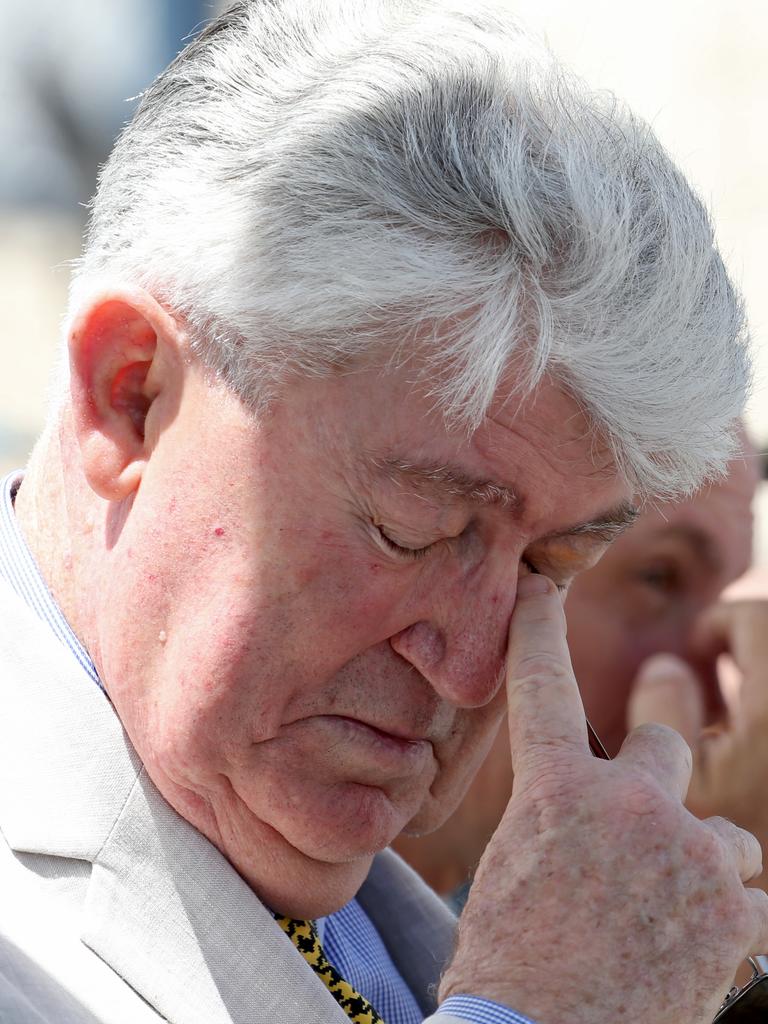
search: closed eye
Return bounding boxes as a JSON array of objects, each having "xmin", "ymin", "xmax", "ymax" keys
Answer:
[
  {"xmin": 375, "ymin": 524, "xmax": 435, "ymax": 561},
  {"xmin": 522, "ymin": 557, "xmax": 568, "ymax": 594}
]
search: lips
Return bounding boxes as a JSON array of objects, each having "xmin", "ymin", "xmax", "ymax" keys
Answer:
[
  {"xmin": 291, "ymin": 714, "xmax": 435, "ymax": 781},
  {"xmin": 338, "ymin": 715, "xmax": 430, "ymax": 746},
  {"xmin": 328, "ymin": 714, "xmax": 432, "ymax": 753}
]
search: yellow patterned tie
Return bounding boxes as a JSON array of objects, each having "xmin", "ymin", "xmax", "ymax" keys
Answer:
[{"xmin": 276, "ymin": 916, "xmax": 386, "ymax": 1024}]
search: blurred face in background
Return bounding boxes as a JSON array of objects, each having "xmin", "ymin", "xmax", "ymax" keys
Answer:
[{"xmin": 567, "ymin": 451, "xmax": 758, "ymax": 754}]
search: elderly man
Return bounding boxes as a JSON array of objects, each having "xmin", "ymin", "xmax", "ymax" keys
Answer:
[{"xmin": 0, "ymin": 2, "xmax": 764, "ymax": 1023}]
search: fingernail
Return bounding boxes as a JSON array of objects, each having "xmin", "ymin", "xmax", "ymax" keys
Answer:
[
  {"xmin": 638, "ymin": 653, "xmax": 690, "ymax": 682},
  {"xmin": 517, "ymin": 574, "xmax": 552, "ymax": 597}
]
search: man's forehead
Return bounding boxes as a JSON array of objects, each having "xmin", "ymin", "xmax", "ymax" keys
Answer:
[
  {"xmin": 478, "ymin": 376, "xmax": 622, "ymax": 492},
  {"xmin": 642, "ymin": 468, "xmax": 756, "ymax": 575},
  {"xmin": 662, "ymin": 458, "xmax": 757, "ymax": 526},
  {"xmin": 642, "ymin": 520, "xmax": 725, "ymax": 574}
]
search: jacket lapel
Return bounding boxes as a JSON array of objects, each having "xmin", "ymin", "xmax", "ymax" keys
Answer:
[
  {"xmin": 0, "ymin": 583, "xmax": 347, "ymax": 1024},
  {"xmin": 83, "ymin": 768, "xmax": 346, "ymax": 1024}
]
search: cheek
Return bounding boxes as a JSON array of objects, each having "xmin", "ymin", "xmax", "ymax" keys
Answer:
[
  {"xmin": 150, "ymin": 562, "xmax": 407, "ymax": 752},
  {"xmin": 288, "ymin": 546, "xmax": 420, "ymax": 646}
]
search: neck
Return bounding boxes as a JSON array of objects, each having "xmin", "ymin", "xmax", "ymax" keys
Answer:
[{"xmin": 14, "ymin": 411, "xmax": 98, "ymax": 654}]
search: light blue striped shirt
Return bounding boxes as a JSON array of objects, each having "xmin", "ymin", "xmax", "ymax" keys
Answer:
[
  {"xmin": 0, "ymin": 471, "xmax": 538, "ymax": 1024},
  {"xmin": 0, "ymin": 472, "xmax": 101, "ymax": 689}
]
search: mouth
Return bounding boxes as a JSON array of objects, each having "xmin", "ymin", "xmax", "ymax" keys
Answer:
[
  {"xmin": 335, "ymin": 715, "xmax": 431, "ymax": 747},
  {"xmin": 304, "ymin": 714, "xmax": 435, "ymax": 778}
]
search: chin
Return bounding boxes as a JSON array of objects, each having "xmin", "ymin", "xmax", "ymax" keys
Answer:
[
  {"xmin": 401, "ymin": 763, "xmax": 488, "ymax": 837},
  {"xmin": 263, "ymin": 780, "xmax": 427, "ymax": 866},
  {"xmin": 238, "ymin": 839, "xmax": 376, "ymax": 919},
  {"xmin": 399, "ymin": 794, "xmax": 454, "ymax": 838}
]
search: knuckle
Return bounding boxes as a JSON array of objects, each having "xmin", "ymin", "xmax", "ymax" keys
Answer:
[
  {"xmin": 692, "ymin": 819, "xmax": 730, "ymax": 868},
  {"xmin": 707, "ymin": 814, "xmax": 731, "ymax": 832},
  {"xmin": 709, "ymin": 816, "xmax": 760, "ymax": 860},
  {"xmin": 630, "ymin": 721, "xmax": 693, "ymax": 767},
  {"xmin": 615, "ymin": 773, "xmax": 671, "ymax": 819},
  {"xmin": 518, "ymin": 750, "xmax": 581, "ymax": 804},
  {"xmin": 512, "ymin": 659, "xmax": 573, "ymax": 692},
  {"xmin": 632, "ymin": 720, "xmax": 689, "ymax": 749},
  {"xmin": 736, "ymin": 829, "xmax": 762, "ymax": 873},
  {"xmin": 511, "ymin": 656, "xmax": 571, "ymax": 682}
]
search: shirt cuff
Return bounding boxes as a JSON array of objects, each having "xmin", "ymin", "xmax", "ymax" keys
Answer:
[{"xmin": 432, "ymin": 994, "xmax": 540, "ymax": 1024}]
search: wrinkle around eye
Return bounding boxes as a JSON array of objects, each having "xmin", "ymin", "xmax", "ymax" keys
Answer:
[{"xmin": 373, "ymin": 523, "xmax": 438, "ymax": 560}]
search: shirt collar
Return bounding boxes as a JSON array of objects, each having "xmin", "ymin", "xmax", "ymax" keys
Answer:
[{"xmin": 0, "ymin": 471, "xmax": 103, "ymax": 689}]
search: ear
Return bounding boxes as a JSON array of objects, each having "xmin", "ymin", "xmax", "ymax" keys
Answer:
[{"xmin": 68, "ymin": 290, "xmax": 184, "ymax": 501}]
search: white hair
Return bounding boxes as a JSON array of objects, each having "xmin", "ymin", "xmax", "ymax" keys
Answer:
[{"xmin": 70, "ymin": 0, "xmax": 750, "ymax": 499}]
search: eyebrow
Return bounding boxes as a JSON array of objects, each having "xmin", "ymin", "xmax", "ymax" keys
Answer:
[
  {"xmin": 653, "ymin": 523, "xmax": 724, "ymax": 574},
  {"xmin": 545, "ymin": 505, "xmax": 640, "ymax": 543},
  {"xmin": 369, "ymin": 455, "xmax": 639, "ymax": 541},
  {"xmin": 370, "ymin": 456, "xmax": 521, "ymax": 511}
]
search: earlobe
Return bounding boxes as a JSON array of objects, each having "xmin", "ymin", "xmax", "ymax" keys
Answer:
[{"xmin": 68, "ymin": 292, "xmax": 178, "ymax": 502}]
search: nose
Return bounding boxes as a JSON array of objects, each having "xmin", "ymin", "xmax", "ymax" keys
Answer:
[{"xmin": 389, "ymin": 569, "xmax": 518, "ymax": 708}]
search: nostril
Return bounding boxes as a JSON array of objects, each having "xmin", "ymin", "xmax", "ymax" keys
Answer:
[
  {"xmin": 391, "ymin": 621, "xmax": 505, "ymax": 709},
  {"xmin": 390, "ymin": 621, "xmax": 446, "ymax": 671}
]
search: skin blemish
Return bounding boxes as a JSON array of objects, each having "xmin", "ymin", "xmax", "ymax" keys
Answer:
[
  {"xmin": 158, "ymin": 630, "xmax": 167, "ymax": 645},
  {"xmin": 214, "ymin": 527, "xmax": 226, "ymax": 538}
]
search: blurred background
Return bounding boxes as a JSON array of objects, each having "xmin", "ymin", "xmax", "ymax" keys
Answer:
[{"xmin": 1, "ymin": 0, "xmax": 766, "ymax": 557}]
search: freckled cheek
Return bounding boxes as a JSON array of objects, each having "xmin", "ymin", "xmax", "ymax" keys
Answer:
[
  {"xmin": 287, "ymin": 549, "xmax": 406, "ymax": 621},
  {"xmin": 150, "ymin": 661, "xmax": 267, "ymax": 783}
]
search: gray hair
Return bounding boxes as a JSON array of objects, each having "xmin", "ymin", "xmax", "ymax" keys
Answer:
[{"xmin": 71, "ymin": 0, "xmax": 750, "ymax": 499}]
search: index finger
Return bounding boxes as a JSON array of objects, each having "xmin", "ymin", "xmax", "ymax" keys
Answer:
[
  {"xmin": 506, "ymin": 574, "xmax": 589, "ymax": 778},
  {"xmin": 692, "ymin": 600, "xmax": 768, "ymax": 729}
]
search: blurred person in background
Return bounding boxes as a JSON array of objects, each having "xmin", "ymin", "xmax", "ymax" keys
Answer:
[
  {"xmin": 0, "ymin": 0, "xmax": 211, "ymax": 210},
  {"xmin": 396, "ymin": 439, "xmax": 768, "ymax": 909}
]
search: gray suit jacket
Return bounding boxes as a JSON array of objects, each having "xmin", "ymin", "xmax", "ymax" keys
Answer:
[{"xmin": 0, "ymin": 581, "xmax": 464, "ymax": 1024}]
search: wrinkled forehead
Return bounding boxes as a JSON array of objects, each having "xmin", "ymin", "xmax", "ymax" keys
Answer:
[{"xmin": 479, "ymin": 366, "xmax": 620, "ymax": 476}]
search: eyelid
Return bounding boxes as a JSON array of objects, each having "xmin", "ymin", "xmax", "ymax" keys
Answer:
[
  {"xmin": 377, "ymin": 525, "xmax": 570, "ymax": 590},
  {"xmin": 374, "ymin": 523, "xmax": 434, "ymax": 560},
  {"xmin": 522, "ymin": 557, "xmax": 568, "ymax": 594}
]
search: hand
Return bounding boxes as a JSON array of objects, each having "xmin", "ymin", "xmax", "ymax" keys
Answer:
[
  {"xmin": 628, "ymin": 584, "xmax": 768, "ymax": 895},
  {"xmin": 439, "ymin": 575, "xmax": 768, "ymax": 1024}
]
